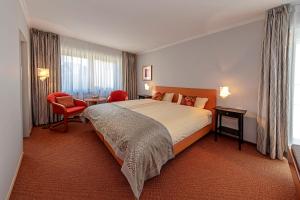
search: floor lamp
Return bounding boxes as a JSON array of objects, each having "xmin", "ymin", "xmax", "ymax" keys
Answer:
[{"xmin": 37, "ymin": 68, "xmax": 50, "ymax": 128}]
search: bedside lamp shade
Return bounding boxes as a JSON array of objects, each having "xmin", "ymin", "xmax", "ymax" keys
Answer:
[
  {"xmin": 38, "ymin": 68, "xmax": 49, "ymax": 81},
  {"xmin": 220, "ymin": 86, "xmax": 230, "ymax": 98},
  {"xmin": 145, "ymin": 83, "xmax": 150, "ymax": 91}
]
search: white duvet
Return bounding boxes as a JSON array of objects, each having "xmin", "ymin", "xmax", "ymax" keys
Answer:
[{"xmin": 113, "ymin": 99, "xmax": 212, "ymax": 144}]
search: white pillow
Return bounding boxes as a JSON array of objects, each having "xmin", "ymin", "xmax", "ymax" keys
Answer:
[
  {"xmin": 194, "ymin": 97, "xmax": 208, "ymax": 109},
  {"xmin": 162, "ymin": 93, "xmax": 174, "ymax": 102},
  {"xmin": 177, "ymin": 94, "xmax": 183, "ymax": 104}
]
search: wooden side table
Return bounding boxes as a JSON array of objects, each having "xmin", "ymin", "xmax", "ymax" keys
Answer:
[
  {"xmin": 84, "ymin": 97, "xmax": 107, "ymax": 106},
  {"xmin": 138, "ymin": 94, "xmax": 152, "ymax": 99},
  {"xmin": 214, "ymin": 106, "xmax": 247, "ymax": 150}
]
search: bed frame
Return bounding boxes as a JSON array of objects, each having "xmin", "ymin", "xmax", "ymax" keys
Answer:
[{"xmin": 91, "ymin": 86, "xmax": 217, "ymax": 165}]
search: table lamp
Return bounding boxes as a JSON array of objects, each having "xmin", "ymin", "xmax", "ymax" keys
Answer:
[
  {"xmin": 145, "ymin": 83, "xmax": 150, "ymax": 91},
  {"xmin": 220, "ymin": 86, "xmax": 230, "ymax": 98}
]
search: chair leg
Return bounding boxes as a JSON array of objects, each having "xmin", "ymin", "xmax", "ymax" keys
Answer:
[
  {"xmin": 49, "ymin": 121, "xmax": 63, "ymax": 130},
  {"xmin": 64, "ymin": 117, "xmax": 68, "ymax": 132},
  {"xmin": 49, "ymin": 115, "xmax": 82, "ymax": 132}
]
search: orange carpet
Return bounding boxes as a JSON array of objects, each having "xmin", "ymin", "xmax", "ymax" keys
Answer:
[{"xmin": 11, "ymin": 123, "xmax": 296, "ymax": 200}]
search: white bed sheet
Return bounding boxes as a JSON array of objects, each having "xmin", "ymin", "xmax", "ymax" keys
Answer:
[{"xmin": 113, "ymin": 99, "xmax": 212, "ymax": 144}]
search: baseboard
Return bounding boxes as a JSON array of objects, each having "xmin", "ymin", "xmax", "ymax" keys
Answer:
[{"xmin": 6, "ymin": 152, "xmax": 23, "ymax": 200}]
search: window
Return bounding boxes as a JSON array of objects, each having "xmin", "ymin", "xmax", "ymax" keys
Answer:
[
  {"xmin": 292, "ymin": 40, "xmax": 300, "ymax": 143},
  {"xmin": 291, "ymin": 5, "xmax": 300, "ymax": 144},
  {"xmin": 60, "ymin": 37, "xmax": 122, "ymax": 98}
]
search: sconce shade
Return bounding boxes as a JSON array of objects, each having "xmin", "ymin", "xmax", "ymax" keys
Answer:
[
  {"xmin": 38, "ymin": 68, "xmax": 49, "ymax": 81},
  {"xmin": 220, "ymin": 86, "xmax": 230, "ymax": 98},
  {"xmin": 145, "ymin": 83, "xmax": 150, "ymax": 91}
]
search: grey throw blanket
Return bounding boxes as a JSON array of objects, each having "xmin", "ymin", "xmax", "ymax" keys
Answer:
[{"xmin": 83, "ymin": 103, "xmax": 174, "ymax": 199}]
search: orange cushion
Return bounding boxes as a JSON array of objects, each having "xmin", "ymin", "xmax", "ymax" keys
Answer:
[
  {"xmin": 56, "ymin": 96, "xmax": 75, "ymax": 108},
  {"xmin": 109, "ymin": 90, "xmax": 128, "ymax": 102},
  {"xmin": 181, "ymin": 96, "xmax": 196, "ymax": 107},
  {"xmin": 152, "ymin": 92, "xmax": 163, "ymax": 101}
]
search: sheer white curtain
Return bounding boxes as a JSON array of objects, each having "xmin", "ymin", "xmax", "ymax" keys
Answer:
[
  {"xmin": 61, "ymin": 37, "xmax": 122, "ymax": 99},
  {"xmin": 291, "ymin": 5, "xmax": 300, "ymax": 144}
]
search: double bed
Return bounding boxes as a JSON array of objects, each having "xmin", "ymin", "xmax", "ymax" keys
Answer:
[{"xmin": 83, "ymin": 86, "xmax": 216, "ymax": 198}]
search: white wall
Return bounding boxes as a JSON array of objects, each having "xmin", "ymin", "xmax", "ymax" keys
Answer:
[
  {"xmin": 18, "ymin": 0, "xmax": 32, "ymax": 138},
  {"xmin": 0, "ymin": 0, "xmax": 30, "ymax": 199},
  {"xmin": 137, "ymin": 20, "xmax": 264, "ymax": 143},
  {"xmin": 20, "ymin": 37, "xmax": 32, "ymax": 137}
]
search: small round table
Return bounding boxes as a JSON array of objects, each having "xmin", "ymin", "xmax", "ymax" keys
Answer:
[{"xmin": 84, "ymin": 97, "xmax": 107, "ymax": 106}]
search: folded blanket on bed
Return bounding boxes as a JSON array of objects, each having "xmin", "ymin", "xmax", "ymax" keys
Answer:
[{"xmin": 83, "ymin": 103, "xmax": 174, "ymax": 199}]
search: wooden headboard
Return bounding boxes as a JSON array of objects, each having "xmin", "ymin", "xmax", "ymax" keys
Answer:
[
  {"xmin": 153, "ymin": 86, "xmax": 217, "ymax": 130},
  {"xmin": 153, "ymin": 86, "xmax": 216, "ymax": 109}
]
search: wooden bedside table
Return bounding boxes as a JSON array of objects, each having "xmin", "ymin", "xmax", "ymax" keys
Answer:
[
  {"xmin": 214, "ymin": 106, "xmax": 247, "ymax": 150},
  {"xmin": 84, "ymin": 97, "xmax": 107, "ymax": 106},
  {"xmin": 138, "ymin": 94, "xmax": 152, "ymax": 99}
]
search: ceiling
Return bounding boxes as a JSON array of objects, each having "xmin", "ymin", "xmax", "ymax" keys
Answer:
[{"xmin": 23, "ymin": 0, "xmax": 286, "ymax": 53}]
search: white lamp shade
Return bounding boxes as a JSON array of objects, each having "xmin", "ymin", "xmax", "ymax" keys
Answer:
[
  {"xmin": 38, "ymin": 68, "xmax": 49, "ymax": 81},
  {"xmin": 220, "ymin": 86, "xmax": 230, "ymax": 98},
  {"xmin": 144, "ymin": 83, "xmax": 150, "ymax": 91}
]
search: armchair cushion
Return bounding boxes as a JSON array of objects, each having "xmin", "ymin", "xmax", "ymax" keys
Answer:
[
  {"xmin": 74, "ymin": 99, "xmax": 88, "ymax": 107},
  {"xmin": 56, "ymin": 96, "xmax": 75, "ymax": 108},
  {"xmin": 65, "ymin": 106, "xmax": 86, "ymax": 115},
  {"xmin": 52, "ymin": 102, "xmax": 67, "ymax": 114}
]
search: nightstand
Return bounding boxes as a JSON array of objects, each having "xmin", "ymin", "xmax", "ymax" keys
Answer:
[
  {"xmin": 214, "ymin": 106, "xmax": 247, "ymax": 150},
  {"xmin": 138, "ymin": 94, "xmax": 152, "ymax": 99}
]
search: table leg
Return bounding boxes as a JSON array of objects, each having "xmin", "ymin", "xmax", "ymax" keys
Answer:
[
  {"xmin": 219, "ymin": 114, "xmax": 222, "ymax": 136},
  {"xmin": 215, "ymin": 112, "xmax": 218, "ymax": 141},
  {"xmin": 238, "ymin": 116, "xmax": 242, "ymax": 150},
  {"xmin": 241, "ymin": 115, "xmax": 244, "ymax": 144}
]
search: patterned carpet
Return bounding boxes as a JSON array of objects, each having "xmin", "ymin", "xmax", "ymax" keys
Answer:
[{"xmin": 11, "ymin": 123, "xmax": 296, "ymax": 200}]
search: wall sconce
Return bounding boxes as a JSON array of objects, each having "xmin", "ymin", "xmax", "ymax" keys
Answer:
[
  {"xmin": 144, "ymin": 83, "xmax": 150, "ymax": 91},
  {"xmin": 38, "ymin": 68, "xmax": 49, "ymax": 81},
  {"xmin": 220, "ymin": 86, "xmax": 231, "ymax": 98}
]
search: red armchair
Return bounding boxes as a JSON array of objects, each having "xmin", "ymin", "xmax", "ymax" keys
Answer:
[
  {"xmin": 107, "ymin": 90, "xmax": 128, "ymax": 103},
  {"xmin": 47, "ymin": 92, "xmax": 87, "ymax": 132}
]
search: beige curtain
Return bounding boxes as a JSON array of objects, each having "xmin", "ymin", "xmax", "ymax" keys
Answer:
[
  {"xmin": 257, "ymin": 5, "xmax": 291, "ymax": 160},
  {"xmin": 122, "ymin": 52, "xmax": 137, "ymax": 100},
  {"xmin": 31, "ymin": 28, "xmax": 61, "ymax": 126}
]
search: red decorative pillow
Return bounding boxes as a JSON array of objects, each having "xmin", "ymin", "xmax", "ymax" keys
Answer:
[
  {"xmin": 152, "ymin": 92, "xmax": 163, "ymax": 101},
  {"xmin": 56, "ymin": 96, "xmax": 75, "ymax": 108},
  {"xmin": 181, "ymin": 96, "xmax": 196, "ymax": 106}
]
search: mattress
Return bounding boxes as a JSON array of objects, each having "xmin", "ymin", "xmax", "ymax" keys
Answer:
[{"xmin": 113, "ymin": 99, "xmax": 212, "ymax": 144}]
